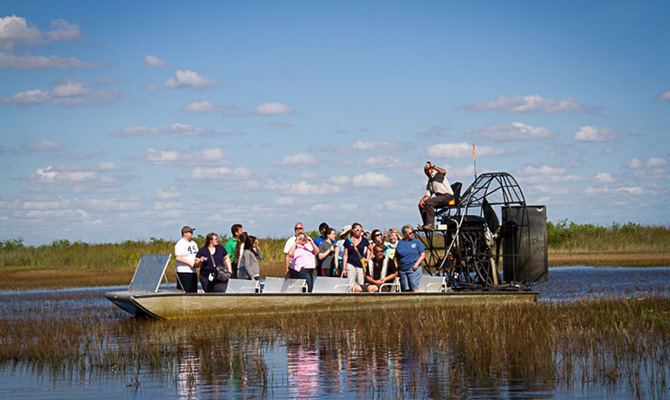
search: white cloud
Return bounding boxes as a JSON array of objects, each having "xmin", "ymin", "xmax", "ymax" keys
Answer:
[
  {"xmin": 332, "ymin": 140, "xmax": 405, "ymax": 153},
  {"xmin": 0, "ymin": 52, "xmax": 104, "ymax": 70},
  {"xmin": 275, "ymin": 196, "xmax": 296, "ymax": 206},
  {"xmin": 646, "ymin": 157, "xmax": 667, "ymax": 167},
  {"xmin": 0, "ymin": 16, "xmax": 82, "ymax": 50},
  {"xmin": 164, "ymin": 69, "xmax": 218, "ymax": 89},
  {"xmin": 457, "ymin": 94, "xmax": 600, "ymax": 113},
  {"xmin": 253, "ymin": 102, "xmax": 296, "ymax": 115},
  {"xmin": 153, "ymin": 186, "xmax": 181, "ymax": 200},
  {"xmin": 113, "ymin": 123, "xmax": 234, "ymax": 137},
  {"xmin": 352, "ymin": 172, "xmax": 395, "ymax": 188},
  {"xmin": 1, "ymin": 78, "xmax": 121, "ymax": 107},
  {"xmin": 427, "ymin": 142, "xmax": 505, "ymax": 159},
  {"xmin": 470, "ymin": 122, "xmax": 556, "ymax": 141},
  {"xmin": 46, "ymin": 19, "xmax": 81, "ymax": 43},
  {"xmin": 0, "ymin": 15, "xmax": 44, "ymax": 50},
  {"xmin": 152, "ymin": 201, "xmax": 183, "ymax": 212},
  {"xmin": 634, "ymin": 169, "xmax": 670, "ymax": 181},
  {"xmin": 656, "ymin": 90, "xmax": 670, "ymax": 101},
  {"xmin": 145, "ymin": 147, "xmax": 232, "ymax": 166},
  {"xmin": 183, "ymin": 167, "xmax": 254, "ymax": 181},
  {"xmin": 27, "ymin": 165, "xmax": 119, "ymax": 185},
  {"xmin": 603, "ymin": 147, "xmax": 615, "ymax": 154},
  {"xmin": 516, "ymin": 164, "xmax": 586, "ymax": 184},
  {"xmin": 300, "ymin": 171, "xmax": 318, "ymax": 180},
  {"xmin": 329, "ymin": 175, "xmax": 351, "ymax": 185},
  {"xmin": 142, "ymin": 54, "xmax": 167, "ymax": 67},
  {"xmin": 182, "ymin": 100, "xmax": 296, "ymax": 116},
  {"xmin": 626, "ymin": 157, "xmax": 668, "ymax": 169},
  {"xmin": 182, "ymin": 100, "xmax": 227, "ymax": 113},
  {"xmin": 277, "ymin": 181, "xmax": 342, "ymax": 195},
  {"xmin": 0, "ymin": 89, "xmax": 51, "ymax": 105},
  {"xmin": 594, "ymin": 172, "xmax": 615, "ymax": 183},
  {"xmin": 53, "ymin": 78, "xmax": 88, "ymax": 97},
  {"xmin": 573, "ymin": 125, "xmax": 631, "ymax": 142},
  {"xmin": 363, "ymin": 156, "xmax": 414, "ymax": 169},
  {"xmin": 23, "ymin": 138, "xmax": 62, "ymax": 152},
  {"xmin": 96, "ymin": 162, "xmax": 121, "ymax": 171},
  {"xmin": 585, "ymin": 186, "xmax": 645, "ymax": 196},
  {"xmin": 273, "ymin": 153, "xmax": 321, "ymax": 168}
]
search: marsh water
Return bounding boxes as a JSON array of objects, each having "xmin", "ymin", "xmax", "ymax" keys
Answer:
[{"xmin": 2, "ymin": 266, "xmax": 670, "ymax": 399}]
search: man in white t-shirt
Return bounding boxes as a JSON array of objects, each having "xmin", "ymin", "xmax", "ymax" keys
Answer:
[
  {"xmin": 283, "ymin": 222, "xmax": 303, "ymax": 278},
  {"xmin": 174, "ymin": 225, "xmax": 203, "ymax": 292}
]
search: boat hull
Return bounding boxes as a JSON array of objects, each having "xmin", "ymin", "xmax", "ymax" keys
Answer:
[{"xmin": 105, "ymin": 290, "xmax": 538, "ymax": 319}]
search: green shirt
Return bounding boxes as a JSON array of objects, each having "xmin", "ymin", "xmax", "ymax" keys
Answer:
[{"xmin": 224, "ymin": 238, "xmax": 238, "ymax": 266}]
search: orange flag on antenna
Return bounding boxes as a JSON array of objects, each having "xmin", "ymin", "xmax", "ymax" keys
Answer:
[{"xmin": 473, "ymin": 144, "xmax": 476, "ymax": 160}]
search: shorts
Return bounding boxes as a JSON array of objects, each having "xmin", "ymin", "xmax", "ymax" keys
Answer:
[
  {"xmin": 345, "ymin": 264, "xmax": 365, "ymax": 285},
  {"xmin": 399, "ymin": 265, "xmax": 422, "ymax": 291}
]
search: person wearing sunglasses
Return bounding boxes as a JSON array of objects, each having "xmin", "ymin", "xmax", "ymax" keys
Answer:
[
  {"xmin": 341, "ymin": 222, "xmax": 373, "ymax": 289},
  {"xmin": 284, "ymin": 222, "xmax": 306, "ymax": 279},
  {"xmin": 317, "ymin": 228, "xmax": 339, "ymax": 277},
  {"xmin": 394, "ymin": 224, "xmax": 426, "ymax": 292},
  {"xmin": 287, "ymin": 231, "xmax": 319, "ymax": 292},
  {"xmin": 370, "ymin": 229, "xmax": 384, "ymax": 247},
  {"xmin": 364, "ymin": 243, "xmax": 398, "ymax": 292}
]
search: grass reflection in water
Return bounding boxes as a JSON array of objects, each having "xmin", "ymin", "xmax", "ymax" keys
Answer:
[{"xmin": 1, "ymin": 293, "xmax": 669, "ymax": 398}]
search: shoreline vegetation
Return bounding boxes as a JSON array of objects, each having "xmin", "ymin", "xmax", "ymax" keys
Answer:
[{"xmin": 1, "ymin": 221, "xmax": 669, "ymax": 290}]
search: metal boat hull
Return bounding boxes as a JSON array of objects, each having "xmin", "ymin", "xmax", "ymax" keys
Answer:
[{"xmin": 105, "ymin": 290, "xmax": 538, "ymax": 319}]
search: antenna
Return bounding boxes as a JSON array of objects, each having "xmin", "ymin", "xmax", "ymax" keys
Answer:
[{"xmin": 472, "ymin": 144, "xmax": 477, "ymax": 179}]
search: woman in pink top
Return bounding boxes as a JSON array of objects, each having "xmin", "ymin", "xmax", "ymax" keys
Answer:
[{"xmin": 288, "ymin": 231, "xmax": 318, "ymax": 292}]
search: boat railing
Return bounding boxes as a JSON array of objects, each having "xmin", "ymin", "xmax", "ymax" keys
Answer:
[
  {"xmin": 379, "ymin": 277, "xmax": 401, "ymax": 292},
  {"xmin": 419, "ymin": 275, "xmax": 448, "ymax": 292},
  {"xmin": 312, "ymin": 277, "xmax": 354, "ymax": 293},
  {"xmin": 262, "ymin": 277, "xmax": 307, "ymax": 293},
  {"xmin": 226, "ymin": 279, "xmax": 261, "ymax": 293}
]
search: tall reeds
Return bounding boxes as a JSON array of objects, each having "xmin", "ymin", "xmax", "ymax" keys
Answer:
[
  {"xmin": 1, "ymin": 292, "xmax": 668, "ymax": 398},
  {"xmin": 548, "ymin": 220, "xmax": 670, "ymax": 253}
]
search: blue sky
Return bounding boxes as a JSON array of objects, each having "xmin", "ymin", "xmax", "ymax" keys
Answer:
[{"xmin": 1, "ymin": 1, "xmax": 669, "ymax": 245}]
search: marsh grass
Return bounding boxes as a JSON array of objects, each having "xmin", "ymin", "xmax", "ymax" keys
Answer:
[
  {"xmin": 1, "ymin": 294, "xmax": 669, "ymax": 397},
  {"xmin": 548, "ymin": 221, "xmax": 670, "ymax": 253}
]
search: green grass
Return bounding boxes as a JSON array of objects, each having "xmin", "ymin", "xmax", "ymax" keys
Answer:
[{"xmin": 548, "ymin": 220, "xmax": 670, "ymax": 253}]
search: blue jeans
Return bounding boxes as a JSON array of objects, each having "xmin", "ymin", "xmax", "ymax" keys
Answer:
[
  {"xmin": 399, "ymin": 265, "xmax": 422, "ymax": 291},
  {"xmin": 290, "ymin": 268, "xmax": 315, "ymax": 292}
]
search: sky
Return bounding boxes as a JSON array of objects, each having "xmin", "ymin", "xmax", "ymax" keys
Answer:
[{"xmin": 1, "ymin": 1, "xmax": 669, "ymax": 246}]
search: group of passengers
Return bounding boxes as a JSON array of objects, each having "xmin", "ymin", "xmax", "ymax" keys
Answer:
[
  {"xmin": 174, "ymin": 221, "xmax": 426, "ymax": 294},
  {"xmin": 174, "ymin": 160, "xmax": 452, "ymax": 294},
  {"xmin": 174, "ymin": 224, "xmax": 261, "ymax": 294}
]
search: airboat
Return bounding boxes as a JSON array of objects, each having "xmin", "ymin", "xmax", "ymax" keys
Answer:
[
  {"xmin": 416, "ymin": 172, "xmax": 548, "ymax": 290},
  {"xmin": 105, "ymin": 172, "xmax": 545, "ymax": 319}
]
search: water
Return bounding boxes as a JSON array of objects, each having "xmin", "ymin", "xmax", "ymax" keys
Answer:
[{"xmin": 1, "ymin": 267, "xmax": 669, "ymax": 399}]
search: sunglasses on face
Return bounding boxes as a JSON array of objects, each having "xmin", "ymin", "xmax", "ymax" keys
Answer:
[
  {"xmin": 295, "ymin": 227, "xmax": 304, "ymax": 230},
  {"xmin": 375, "ymin": 250, "xmax": 384, "ymax": 254},
  {"xmin": 353, "ymin": 228, "xmax": 362, "ymax": 232}
]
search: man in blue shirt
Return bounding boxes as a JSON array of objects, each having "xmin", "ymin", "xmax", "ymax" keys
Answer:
[{"xmin": 394, "ymin": 224, "xmax": 425, "ymax": 292}]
